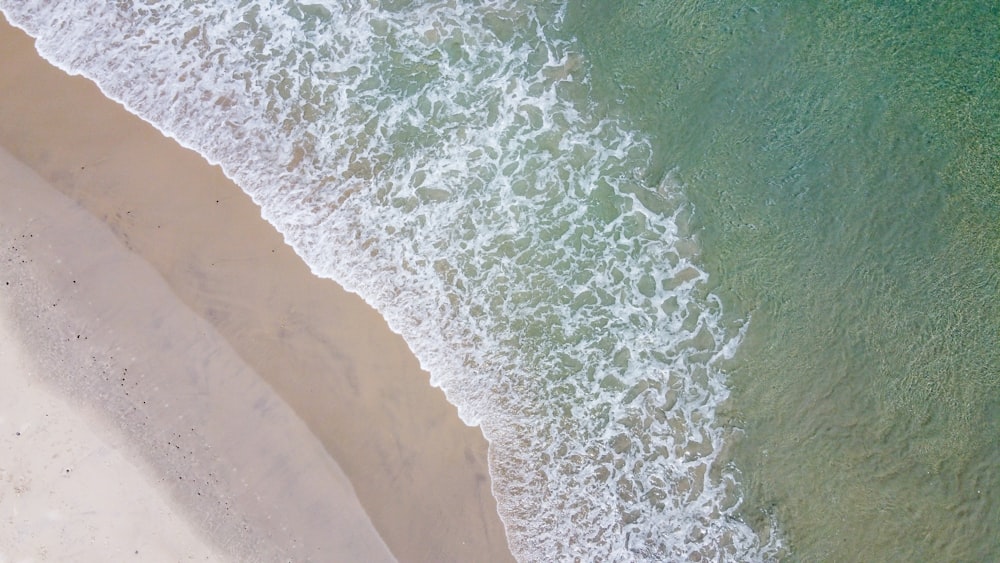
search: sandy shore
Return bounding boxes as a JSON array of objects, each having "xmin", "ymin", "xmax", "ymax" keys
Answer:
[
  {"xmin": 0, "ymin": 16, "xmax": 512, "ymax": 562},
  {"xmin": 0, "ymin": 289, "xmax": 227, "ymax": 562},
  {"xmin": 0, "ymin": 146, "xmax": 395, "ymax": 561}
]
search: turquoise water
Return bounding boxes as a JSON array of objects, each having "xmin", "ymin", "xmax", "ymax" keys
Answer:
[
  {"xmin": 566, "ymin": 1, "xmax": 999, "ymax": 560},
  {"xmin": 4, "ymin": 0, "xmax": 997, "ymax": 560}
]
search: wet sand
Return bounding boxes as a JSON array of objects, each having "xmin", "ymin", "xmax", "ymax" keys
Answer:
[{"xmin": 0, "ymin": 16, "xmax": 512, "ymax": 562}]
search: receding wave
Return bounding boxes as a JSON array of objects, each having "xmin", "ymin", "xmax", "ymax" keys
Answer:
[{"xmin": 3, "ymin": 0, "xmax": 781, "ymax": 559}]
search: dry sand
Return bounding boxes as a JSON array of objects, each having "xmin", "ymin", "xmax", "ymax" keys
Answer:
[
  {"xmin": 0, "ymin": 146, "xmax": 395, "ymax": 561},
  {"xmin": 0, "ymin": 289, "xmax": 227, "ymax": 562},
  {"xmin": 0, "ymin": 15, "xmax": 512, "ymax": 562}
]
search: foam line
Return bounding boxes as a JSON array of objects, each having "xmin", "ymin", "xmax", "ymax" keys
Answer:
[{"xmin": 1, "ymin": 1, "xmax": 781, "ymax": 559}]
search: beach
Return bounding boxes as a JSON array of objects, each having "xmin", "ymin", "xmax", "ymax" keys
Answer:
[
  {"xmin": 4, "ymin": 1, "xmax": 997, "ymax": 559},
  {"xmin": 0, "ymin": 287, "xmax": 227, "ymax": 561},
  {"xmin": 0, "ymin": 17, "xmax": 512, "ymax": 562}
]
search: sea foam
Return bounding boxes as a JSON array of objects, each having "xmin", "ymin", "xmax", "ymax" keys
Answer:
[{"xmin": 2, "ymin": 0, "xmax": 781, "ymax": 559}]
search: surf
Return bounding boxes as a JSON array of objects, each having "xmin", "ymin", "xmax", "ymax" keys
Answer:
[{"xmin": 2, "ymin": 0, "xmax": 781, "ymax": 559}]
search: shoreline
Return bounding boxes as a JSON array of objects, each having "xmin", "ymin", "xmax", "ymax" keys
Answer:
[
  {"xmin": 0, "ymin": 145, "xmax": 394, "ymax": 561},
  {"xmin": 0, "ymin": 17, "xmax": 512, "ymax": 562}
]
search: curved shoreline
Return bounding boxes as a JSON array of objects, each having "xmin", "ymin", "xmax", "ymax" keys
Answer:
[{"xmin": 0, "ymin": 18, "xmax": 512, "ymax": 562}]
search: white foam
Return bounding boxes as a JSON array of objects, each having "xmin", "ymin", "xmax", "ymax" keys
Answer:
[{"xmin": 2, "ymin": 0, "xmax": 781, "ymax": 559}]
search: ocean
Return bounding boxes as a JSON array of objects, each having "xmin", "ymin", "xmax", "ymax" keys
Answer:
[{"xmin": 3, "ymin": 0, "xmax": 996, "ymax": 561}]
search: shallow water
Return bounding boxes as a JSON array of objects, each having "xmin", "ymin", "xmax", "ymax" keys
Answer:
[
  {"xmin": 2, "ymin": 0, "xmax": 782, "ymax": 560},
  {"xmin": 566, "ymin": 1, "xmax": 999, "ymax": 559},
  {"xmin": 3, "ymin": 0, "xmax": 997, "ymax": 560}
]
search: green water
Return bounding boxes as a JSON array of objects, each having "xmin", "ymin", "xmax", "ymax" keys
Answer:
[{"xmin": 566, "ymin": 1, "xmax": 999, "ymax": 559}]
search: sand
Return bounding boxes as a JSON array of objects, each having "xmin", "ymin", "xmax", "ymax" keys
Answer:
[
  {"xmin": 0, "ymin": 145, "xmax": 395, "ymax": 561},
  {"xmin": 0, "ymin": 289, "xmax": 227, "ymax": 562},
  {"xmin": 0, "ymin": 15, "xmax": 512, "ymax": 563}
]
